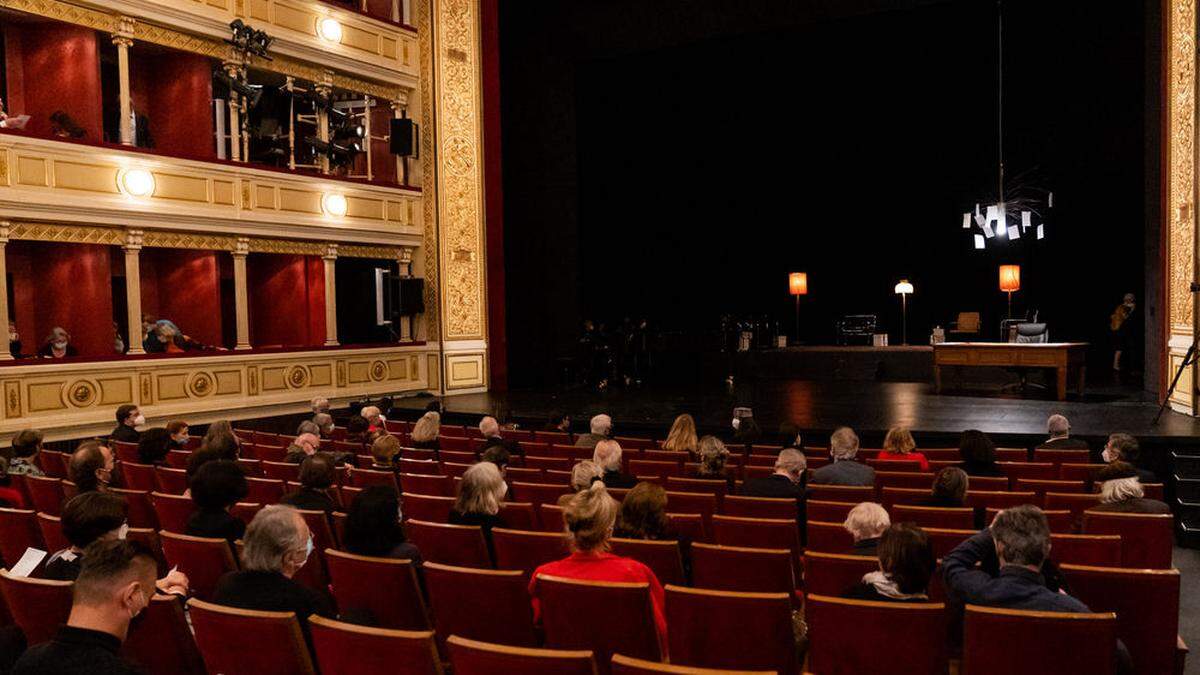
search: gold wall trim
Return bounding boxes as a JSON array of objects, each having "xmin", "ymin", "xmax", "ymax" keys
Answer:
[
  {"xmin": 247, "ymin": 237, "xmax": 325, "ymax": 255},
  {"xmin": 142, "ymin": 231, "xmax": 239, "ymax": 251},
  {"xmin": 418, "ymin": 0, "xmax": 440, "ymax": 341},
  {"xmin": 340, "ymin": 244, "xmax": 402, "ymax": 259},
  {"xmin": 9, "ymin": 222, "xmax": 124, "ymax": 245},
  {"xmin": 1168, "ymin": 0, "xmax": 1195, "ymax": 332}
]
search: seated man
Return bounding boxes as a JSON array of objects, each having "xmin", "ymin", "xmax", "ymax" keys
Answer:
[
  {"xmin": 593, "ymin": 439, "xmax": 636, "ymax": 489},
  {"xmin": 281, "ymin": 454, "xmax": 339, "ymax": 514},
  {"xmin": 1101, "ymin": 433, "xmax": 1155, "ymax": 483},
  {"xmin": 574, "ymin": 414, "xmax": 612, "ymax": 450},
  {"xmin": 110, "ymin": 405, "xmax": 143, "ymax": 444},
  {"xmin": 13, "ymin": 540, "xmax": 159, "ymax": 675},
  {"xmin": 741, "ymin": 448, "xmax": 807, "ymax": 497},
  {"xmin": 1037, "ymin": 414, "xmax": 1089, "ymax": 451},
  {"xmin": 810, "ymin": 427, "xmax": 874, "ymax": 486},
  {"xmin": 68, "ymin": 441, "xmax": 118, "ymax": 494},
  {"xmin": 478, "ymin": 416, "xmax": 524, "ymax": 458},
  {"xmin": 1089, "ymin": 462, "xmax": 1170, "ymax": 515},
  {"xmin": 7, "ymin": 429, "xmax": 45, "ymax": 476},
  {"xmin": 843, "ymin": 502, "xmax": 890, "ymax": 556},
  {"xmin": 311, "ymin": 413, "xmax": 335, "ymax": 439},
  {"xmin": 311, "ymin": 397, "xmax": 331, "ymax": 416}
]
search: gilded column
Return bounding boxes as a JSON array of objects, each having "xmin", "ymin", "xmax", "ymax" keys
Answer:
[
  {"xmin": 0, "ymin": 222, "xmax": 11, "ymax": 361},
  {"xmin": 1167, "ymin": 0, "xmax": 1197, "ymax": 413},
  {"xmin": 398, "ymin": 246, "xmax": 414, "ymax": 342},
  {"xmin": 112, "ymin": 20, "xmax": 135, "ymax": 146},
  {"xmin": 232, "ymin": 238, "xmax": 251, "ymax": 350},
  {"xmin": 123, "ymin": 230, "xmax": 145, "ymax": 355},
  {"xmin": 223, "ymin": 62, "xmax": 243, "ymax": 162},
  {"xmin": 323, "ymin": 244, "xmax": 339, "ymax": 347}
]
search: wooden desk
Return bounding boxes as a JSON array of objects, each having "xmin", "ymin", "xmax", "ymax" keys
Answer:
[{"xmin": 933, "ymin": 342, "xmax": 1089, "ymax": 401}]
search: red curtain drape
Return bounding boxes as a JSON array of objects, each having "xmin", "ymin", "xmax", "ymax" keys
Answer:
[
  {"xmin": 129, "ymin": 50, "xmax": 215, "ymax": 160},
  {"xmin": 139, "ymin": 249, "xmax": 223, "ymax": 347},
  {"xmin": 14, "ymin": 24, "xmax": 103, "ymax": 139},
  {"xmin": 248, "ymin": 254, "xmax": 325, "ymax": 348},
  {"xmin": 8, "ymin": 242, "xmax": 114, "ymax": 357}
]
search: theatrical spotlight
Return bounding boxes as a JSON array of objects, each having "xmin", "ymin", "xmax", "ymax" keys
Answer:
[
  {"xmin": 227, "ymin": 19, "xmax": 273, "ymax": 60},
  {"xmin": 216, "ymin": 70, "xmax": 263, "ymax": 108},
  {"xmin": 304, "ymin": 135, "xmax": 360, "ymax": 169},
  {"xmin": 330, "ymin": 118, "xmax": 364, "ymax": 145}
]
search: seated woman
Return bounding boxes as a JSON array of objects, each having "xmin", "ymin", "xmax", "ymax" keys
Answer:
[
  {"xmin": 410, "ymin": 411, "xmax": 442, "ymax": 452},
  {"xmin": 560, "ymin": 460, "xmax": 604, "ymax": 502},
  {"xmin": 876, "ymin": 426, "xmax": 928, "ymax": 471},
  {"xmin": 0, "ymin": 458, "xmax": 25, "ymax": 508},
  {"xmin": 918, "ymin": 466, "xmax": 983, "ymax": 528},
  {"xmin": 843, "ymin": 502, "xmax": 890, "ymax": 556},
  {"xmin": 957, "ymin": 429, "xmax": 1005, "ymax": 477},
  {"xmin": 1089, "ymin": 462, "xmax": 1170, "ymax": 514},
  {"xmin": 137, "ymin": 427, "xmax": 173, "ymax": 465},
  {"xmin": 37, "ymin": 327, "xmax": 77, "ymax": 359},
  {"xmin": 690, "ymin": 435, "xmax": 736, "ymax": 491},
  {"xmin": 44, "ymin": 492, "xmax": 189, "ymax": 595},
  {"xmin": 370, "ymin": 434, "xmax": 402, "ymax": 471},
  {"xmin": 529, "ymin": 482, "xmax": 667, "ymax": 652},
  {"xmin": 842, "ymin": 522, "xmax": 936, "ymax": 602},
  {"xmin": 662, "ymin": 413, "xmax": 698, "ymax": 459},
  {"xmin": 281, "ymin": 454, "xmax": 339, "ymax": 513},
  {"xmin": 344, "ymin": 415, "xmax": 372, "ymax": 450},
  {"xmin": 342, "ymin": 486, "xmax": 422, "ymax": 563},
  {"xmin": 614, "ymin": 482, "xmax": 685, "ymax": 544},
  {"xmin": 185, "ymin": 460, "xmax": 249, "ymax": 546},
  {"xmin": 449, "ymin": 462, "xmax": 509, "ymax": 556},
  {"xmin": 6, "ymin": 429, "xmax": 45, "ymax": 476}
]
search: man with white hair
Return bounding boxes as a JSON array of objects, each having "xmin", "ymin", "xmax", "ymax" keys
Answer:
[
  {"xmin": 311, "ymin": 397, "xmax": 330, "ymax": 415},
  {"xmin": 1089, "ymin": 462, "xmax": 1169, "ymax": 514},
  {"xmin": 1038, "ymin": 414, "xmax": 1089, "ymax": 450},
  {"xmin": 741, "ymin": 448, "xmax": 807, "ymax": 497},
  {"xmin": 574, "ymin": 413, "xmax": 613, "ymax": 450},
  {"xmin": 843, "ymin": 502, "xmax": 890, "ymax": 556},
  {"xmin": 479, "ymin": 415, "xmax": 524, "ymax": 457},
  {"xmin": 810, "ymin": 426, "xmax": 874, "ymax": 486},
  {"xmin": 360, "ymin": 405, "xmax": 384, "ymax": 432},
  {"xmin": 593, "ymin": 439, "xmax": 636, "ymax": 488}
]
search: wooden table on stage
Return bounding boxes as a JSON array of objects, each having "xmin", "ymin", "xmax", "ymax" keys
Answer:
[{"xmin": 933, "ymin": 342, "xmax": 1089, "ymax": 401}]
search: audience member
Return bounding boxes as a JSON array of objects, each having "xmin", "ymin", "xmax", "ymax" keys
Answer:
[
  {"xmin": 185, "ymin": 460, "xmax": 248, "ymax": 545},
  {"xmin": 843, "ymin": 523, "xmax": 935, "ymax": 602},
  {"xmin": 282, "ymin": 454, "xmax": 339, "ymax": 513},
  {"xmin": 594, "ymin": 439, "xmax": 636, "ymax": 488},
  {"xmin": 38, "ymin": 326, "xmax": 78, "ymax": 359},
  {"xmin": 1038, "ymin": 414, "xmax": 1089, "ymax": 450},
  {"xmin": 777, "ymin": 421, "xmax": 804, "ymax": 450},
  {"xmin": 69, "ymin": 441, "xmax": 117, "ymax": 494},
  {"xmin": 110, "ymin": 405, "xmax": 143, "ymax": 444},
  {"xmin": 919, "ymin": 467, "xmax": 969, "ymax": 508},
  {"xmin": 691, "ymin": 435, "xmax": 736, "ymax": 490},
  {"xmin": 0, "ymin": 458, "xmax": 24, "ymax": 508},
  {"xmin": 530, "ymin": 482, "xmax": 667, "ymax": 652},
  {"xmin": 136, "ymin": 427, "xmax": 172, "ymax": 465},
  {"xmin": 449, "ymin": 462, "xmax": 508, "ymax": 556},
  {"xmin": 345, "ymin": 415, "xmax": 371, "ymax": 448},
  {"xmin": 370, "ymin": 434, "xmax": 402, "ymax": 470},
  {"xmin": 662, "ymin": 413, "xmax": 698, "ymax": 457},
  {"xmin": 342, "ymin": 486, "xmax": 421, "ymax": 563},
  {"xmin": 843, "ymin": 502, "xmax": 890, "ymax": 556},
  {"xmin": 311, "ymin": 397, "xmax": 331, "ymax": 416},
  {"xmin": 1101, "ymin": 433, "xmax": 1154, "ymax": 483},
  {"xmin": 574, "ymin": 414, "xmax": 612, "ymax": 449},
  {"xmin": 614, "ymin": 482, "xmax": 681, "ymax": 542},
  {"xmin": 544, "ymin": 411, "xmax": 571, "ymax": 434},
  {"xmin": 810, "ymin": 427, "xmax": 874, "ymax": 486},
  {"xmin": 186, "ymin": 429, "xmax": 240, "ymax": 480},
  {"xmin": 12, "ymin": 540, "xmax": 159, "ymax": 675},
  {"xmin": 165, "ymin": 420, "xmax": 190, "ymax": 451},
  {"xmin": 480, "ymin": 445, "xmax": 510, "ymax": 474},
  {"xmin": 200, "ymin": 420, "xmax": 240, "ymax": 456},
  {"xmin": 311, "ymin": 413, "xmax": 335, "ymax": 439},
  {"xmin": 876, "ymin": 426, "xmax": 929, "ymax": 470},
  {"xmin": 7, "ymin": 321, "xmax": 19, "ymax": 358},
  {"xmin": 213, "ymin": 505, "xmax": 334, "ymax": 640},
  {"xmin": 1089, "ymin": 462, "xmax": 1170, "ymax": 514},
  {"xmin": 957, "ymin": 429, "xmax": 1005, "ymax": 477},
  {"xmin": 565, "ymin": 460, "xmax": 604, "ymax": 497},
  {"xmin": 741, "ymin": 448, "xmax": 807, "ymax": 497},
  {"xmin": 479, "ymin": 415, "xmax": 524, "ymax": 457},
  {"xmin": 731, "ymin": 409, "xmax": 761, "ymax": 449},
  {"xmin": 410, "ymin": 411, "xmax": 441, "ymax": 451},
  {"xmin": 284, "ymin": 433, "xmax": 322, "ymax": 464},
  {"xmin": 6, "ymin": 429, "xmax": 45, "ymax": 476},
  {"xmin": 360, "ymin": 406, "xmax": 384, "ymax": 433},
  {"xmin": 295, "ymin": 420, "xmax": 321, "ymax": 437}
]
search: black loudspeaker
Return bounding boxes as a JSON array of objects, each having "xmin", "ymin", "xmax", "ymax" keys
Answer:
[
  {"xmin": 398, "ymin": 277, "xmax": 425, "ymax": 315},
  {"xmin": 390, "ymin": 118, "xmax": 417, "ymax": 157}
]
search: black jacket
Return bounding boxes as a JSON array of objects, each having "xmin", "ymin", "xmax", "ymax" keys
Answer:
[
  {"xmin": 13, "ymin": 626, "xmax": 139, "ymax": 675},
  {"xmin": 281, "ymin": 488, "xmax": 339, "ymax": 514},
  {"xmin": 212, "ymin": 570, "xmax": 333, "ymax": 643},
  {"xmin": 186, "ymin": 509, "xmax": 246, "ymax": 546},
  {"xmin": 849, "ymin": 537, "xmax": 879, "ymax": 557},
  {"xmin": 480, "ymin": 435, "xmax": 523, "ymax": 458},
  {"xmin": 600, "ymin": 469, "xmax": 637, "ymax": 489},
  {"xmin": 110, "ymin": 425, "xmax": 141, "ymax": 444},
  {"xmin": 740, "ymin": 474, "xmax": 805, "ymax": 499}
]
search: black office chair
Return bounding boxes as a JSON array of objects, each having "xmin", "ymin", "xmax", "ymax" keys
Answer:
[{"xmin": 1002, "ymin": 319, "xmax": 1049, "ymax": 393}]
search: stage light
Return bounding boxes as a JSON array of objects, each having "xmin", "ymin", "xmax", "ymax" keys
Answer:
[
  {"xmin": 323, "ymin": 192, "xmax": 348, "ymax": 217},
  {"xmin": 789, "ymin": 272, "xmax": 808, "ymax": 296},
  {"xmin": 317, "ymin": 17, "xmax": 343, "ymax": 43},
  {"xmin": 894, "ymin": 279, "xmax": 913, "ymax": 345},
  {"xmin": 119, "ymin": 168, "xmax": 155, "ymax": 197},
  {"xmin": 894, "ymin": 280, "xmax": 913, "ymax": 295},
  {"xmin": 999, "ymin": 264, "xmax": 1020, "ymax": 320}
]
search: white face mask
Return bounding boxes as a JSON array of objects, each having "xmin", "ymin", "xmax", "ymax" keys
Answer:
[
  {"xmin": 8, "ymin": 332, "xmax": 16, "ymax": 342},
  {"xmin": 300, "ymin": 535, "xmax": 314, "ymax": 567},
  {"xmin": 132, "ymin": 414, "xmax": 146, "ymax": 427},
  {"xmin": 731, "ymin": 418, "xmax": 741, "ymax": 430},
  {"xmin": 1102, "ymin": 448, "xmax": 1117, "ymax": 463},
  {"xmin": 117, "ymin": 523, "xmax": 129, "ymax": 540},
  {"xmin": 52, "ymin": 340, "xmax": 68, "ymax": 349}
]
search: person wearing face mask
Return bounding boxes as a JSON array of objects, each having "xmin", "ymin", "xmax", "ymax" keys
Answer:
[
  {"xmin": 8, "ymin": 320, "xmax": 21, "ymax": 358},
  {"xmin": 1109, "ymin": 292, "xmax": 1137, "ymax": 379},
  {"xmin": 68, "ymin": 441, "xmax": 119, "ymax": 494},
  {"xmin": 212, "ymin": 505, "xmax": 334, "ymax": 644},
  {"xmin": 38, "ymin": 326, "xmax": 78, "ymax": 359},
  {"xmin": 110, "ymin": 405, "xmax": 144, "ymax": 444},
  {"xmin": 13, "ymin": 539, "xmax": 162, "ymax": 675},
  {"xmin": 165, "ymin": 420, "xmax": 190, "ymax": 451},
  {"xmin": 44, "ymin": 493, "xmax": 189, "ymax": 596},
  {"xmin": 1101, "ymin": 433, "xmax": 1155, "ymax": 484}
]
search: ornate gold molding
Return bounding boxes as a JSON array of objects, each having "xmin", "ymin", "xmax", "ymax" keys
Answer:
[
  {"xmin": 8, "ymin": 222, "xmax": 125, "ymax": 246},
  {"xmin": 141, "ymin": 231, "xmax": 240, "ymax": 251},
  {"xmin": 1168, "ymin": 0, "xmax": 1196, "ymax": 332},
  {"xmin": 246, "ymin": 238, "xmax": 326, "ymax": 256},
  {"xmin": 339, "ymin": 244, "xmax": 403, "ymax": 259},
  {"xmin": 418, "ymin": 0, "xmax": 440, "ymax": 342}
]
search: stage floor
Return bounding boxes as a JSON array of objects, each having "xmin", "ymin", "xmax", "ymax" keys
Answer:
[{"xmin": 399, "ymin": 379, "xmax": 1200, "ymax": 448}]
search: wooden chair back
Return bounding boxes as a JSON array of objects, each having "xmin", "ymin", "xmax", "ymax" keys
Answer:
[
  {"xmin": 806, "ymin": 593, "xmax": 946, "ymax": 675},
  {"xmin": 0, "ymin": 508, "xmax": 42, "ymax": 567},
  {"xmin": 405, "ymin": 519, "xmax": 492, "ymax": 568},
  {"xmin": 538, "ymin": 574, "xmax": 661, "ymax": 667},
  {"xmin": 513, "ymin": 482, "xmax": 572, "ymax": 507},
  {"xmin": 689, "ymin": 543, "xmax": 795, "ymax": 595},
  {"xmin": 802, "ymin": 551, "xmax": 877, "ymax": 597},
  {"xmin": 866, "ymin": 459, "xmax": 924, "ymax": 473},
  {"xmin": 350, "ymin": 468, "xmax": 401, "ymax": 492},
  {"xmin": 962, "ymin": 604, "xmax": 1118, "ymax": 675},
  {"xmin": 999, "ymin": 462, "xmax": 1058, "ymax": 483},
  {"xmin": 151, "ymin": 491, "xmax": 197, "ymax": 533},
  {"xmin": 123, "ymin": 595, "xmax": 206, "ymax": 675},
  {"xmin": 1032, "ymin": 449, "xmax": 1093, "ymax": 465},
  {"xmin": 423, "ymin": 562, "xmax": 539, "ymax": 648},
  {"xmin": 807, "ymin": 484, "xmax": 875, "ymax": 503},
  {"xmin": 402, "ymin": 493, "xmax": 455, "ymax": 523},
  {"xmin": 610, "ymin": 654, "xmax": 771, "ymax": 674},
  {"xmin": 1048, "ymin": 533, "xmax": 1123, "ymax": 567},
  {"xmin": 498, "ymin": 501, "xmax": 538, "ymax": 530},
  {"xmin": 720, "ymin": 495, "xmax": 797, "ymax": 520},
  {"xmin": 399, "ymin": 458, "xmax": 442, "ymax": 476},
  {"xmin": 188, "ymin": 598, "xmax": 316, "ymax": 675},
  {"xmin": 609, "ymin": 538, "xmax": 685, "ymax": 587},
  {"xmin": 244, "ymin": 477, "xmax": 286, "ymax": 505},
  {"xmin": 158, "ymin": 531, "xmax": 238, "ymax": 601},
  {"xmin": 891, "ymin": 505, "xmax": 975, "ymax": 529},
  {"xmin": 805, "ymin": 520, "xmax": 854, "ymax": 554},
  {"xmin": 963, "ymin": 490, "xmax": 1037, "ymax": 510},
  {"xmin": 711, "ymin": 515, "xmax": 800, "ymax": 579},
  {"xmin": 448, "ymin": 635, "xmax": 597, "ymax": 675},
  {"xmin": 1015, "ymin": 479, "xmax": 1087, "ymax": 503},
  {"xmin": 874, "ymin": 471, "xmax": 934, "ymax": 491},
  {"xmin": 492, "ymin": 528, "xmax": 569, "ymax": 575},
  {"xmin": 539, "ymin": 503, "xmax": 566, "ymax": 532},
  {"xmin": 923, "ymin": 527, "xmax": 976, "ymax": 558},
  {"xmin": 325, "ymin": 550, "xmax": 429, "ymax": 630},
  {"xmin": 1081, "ymin": 512, "xmax": 1174, "ymax": 568},
  {"xmin": 122, "ymin": 462, "xmax": 158, "ymax": 491},
  {"xmin": 666, "ymin": 513, "xmax": 707, "ymax": 543},
  {"xmin": 1044, "ymin": 492, "xmax": 1103, "ymax": 523},
  {"xmin": 664, "ymin": 585, "xmax": 795, "ymax": 673},
  {"xmin": 25, "ymin": 475, "xmax": 64, "ymax": 515},
  {"xmin": 261, "ymin": 461, "xmax": 300, "ymax": 481},
  {"xmin": 985, "ymin": 507, "xmax": 1073, "ymax": 533},
  {"xmin": 154, "ymin": 467, "xmax": 190, "ymax": 494},
  {"xmin": 0, "ymin": 569, "xmax": 71, "ymax": 645},
  {"xmin": 807, "ymin": 499, "xmax": 856, "ymax": 522},
  {"xmin": 308, "ymin": 616, "xmax": 443, "ymax": 675},
  {"xmin": 35, "ymin": 512, "xmax": 69, "ymax": 552}
]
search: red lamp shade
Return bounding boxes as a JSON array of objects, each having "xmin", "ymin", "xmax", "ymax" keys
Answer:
[
  {"xmin": 999, "ymin": 264, "xmax": 1021, "ymax": 292},
  {"xmin": 789, "ymin": 272, "xmax": 808, "ymax": 296}
]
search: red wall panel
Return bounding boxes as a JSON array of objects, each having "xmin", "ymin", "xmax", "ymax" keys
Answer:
[
  {"xmin": 18, "ymin": 24, "xmax": 103, "ymax": 139},
  {"xmin": 248, "ymin": 254, "xmax": 324, "ymax": 348},
  {"xmin": 481, "ymin": 0, "xmax": 506, "ymax": 389},
  {"xmin": 139, "ymin": 249, "xmax": 223, "ymax": 347},
  {"xmin": 7, "ymin": 242, "xmax": 113, "ymax": 357}
]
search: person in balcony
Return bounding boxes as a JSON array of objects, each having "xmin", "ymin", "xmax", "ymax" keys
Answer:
[
  {"xmin": 8, "ymin": 321, "xmax": 21, "ymax": 358},
  {"xmin": 38, "ymin": 327, "xmax": 77, "ymax": 359}
]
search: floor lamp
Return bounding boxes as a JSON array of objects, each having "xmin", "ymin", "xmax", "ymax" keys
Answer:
[
  {"xmin": 894, "ymin": 279, "xmax": 913, "ymax": 345},
  {"xmin": 789, "ymin": 272, "xmax": 807, "ymax": 345},
  {"xmin": 999, "ymin": 264, "xmax": 1021, "ymax": 320}
]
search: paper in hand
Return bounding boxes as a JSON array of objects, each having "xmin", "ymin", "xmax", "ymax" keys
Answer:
[
  {"xmin": 974, "ymin": 213, "xmax": 986, "ymax": 228},
  {"xmin": 10, "ymin": 548, "xmax": 46, "ymax": 577}
]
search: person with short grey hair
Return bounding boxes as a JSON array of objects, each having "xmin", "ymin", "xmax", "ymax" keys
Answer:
[
  {"xmin": 212, "ymin": 505, "xmax": 333, "ymax": 638},
  {"xmin": 1038, "ymin": 414, "xmax": 1089, "ymax": 451},
  {"xmin": 594, "ymin": 439, "xmax": 636, "ymax": 488},
  {"xmin": 574, "ymin": 414, "xmax": 613, "ymax": 450},
  {"xmin": 295, "ymin": 420, "xmax": 321, "ymax": 437},
  {"xmin": 479, "ymin": 415, "xmax": 524, "ymax": 458},
  {"xmin": 843, "ymin": 502, "xmax": 890, "ymax": 556},
  {"xmin": 810, "ymin": 426, "xmax": 874, "ymax": 486},
  {"xmin": 1089, "ymin": 462, "xmax": 1170, "ymax": 515},
  {"xmin": 1102, "ymin": 433, "xmax": 1154, "ymax": 483},
  {"xmin": 311, "ymin": 397, "xmax": 330, "ymax": 415},
  {"xmin": 311, "ymin": 412, "xmax": 334, "ymax": 438}
]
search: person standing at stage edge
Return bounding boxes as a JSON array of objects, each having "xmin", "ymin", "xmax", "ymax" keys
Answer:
[{"xmin": 1109, "ymin": 293, "xmax": 1137, "ymax": 381}]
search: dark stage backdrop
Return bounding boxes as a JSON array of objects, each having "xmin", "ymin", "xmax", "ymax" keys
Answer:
[{"xmin": 500, "ymin": 0, "xmax": 1156, "ymax": 387}]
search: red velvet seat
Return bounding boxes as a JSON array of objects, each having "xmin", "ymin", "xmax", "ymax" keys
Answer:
[
  {"xmin": 665, "ymin": 477, "xmax": 728, "ymax": 504},
  {"xmin": 1033, "ymin": 448, "xmax": 1093, "ymax": 465},
  {"xmin": 806, "ymin": 593, "xmax": 946, "ymax": 675},
  {"xmin": 338, "ymin": 485, "xmax": 363, "ymax": 508},
  {"xmin": 159, "ymin": 531, "xmax": 238, "ymax": 601},
  {"xmin": 802, "ymin": 551, "xmax": 877, "ymax": 596},
  {"xmin": 164, "ymin": 450, "xmax": 192, "ymax": 469},
  {"xmin": 806, "ymin": 484, "xmax": 874, "ymax": 503},
  {"xmin": 923, "ymin": 527, "xmax": 976, "ymax": 558},
  {"xmin": 963, "ymin": 490, "xmax": 1037, "ymax": 511},
  {"xmin": 113, "ymin": 442, "xmax": 141, "ymax": 464},
  {"xmin": 405, "ymin": 519, "xmax": 492, "ymax": 567},
  {"xmin": 35, "ymin": 512, "xmax": 69, "ymax": 552},
  {"xmin": 122, "ymin": 462, "xmax": 158, "ymax": 491},
  {"xmin": 0, "ymin": 508, "xmax": 43, "ymax": 567},
  {"xmin": 505, "ymin": 467, "xmax": 545, "ymax": 483},
  {"xmin": 807, "ymin": 499, "xmax": 857, "ymax": 523},
  {"xmin": 440, "ymin": 461, "xmax": 471, "ymax": 478},
  {"xmin": 492, "ymin": 527, "xmax": 569, "ymax": 575},
  {"xmin": 350, "ymin": 468, "xmax": 401, "ymax": 491},
  {"xmin": 866, "ymin": 458, "xmax": 925, "ymax": 473},
  {"xmin": 25, "ymin": 475, "xmax": 64, "ymax": 516},
  {"xmin": 423, "ymin": 561, "xmax": 539, "ymax": 648},
  {"xmin": 995, "ymin": 448, "xmax": 1031, "ymax": 462},
  {"xmin": 666, "ymin": 513, "xmax": 707, "ymax": 543},
  {"xmin": 628, "ymin": 460, "xmax": 682, "ymax": 480},
  {"xmin": 539, "ymin": 503, "xmax": 566, "ymax": 532},
  {"xmin": 690, "ymin": 543, "xmax": 795, "ymax": 595},
  {"xmin": 108, "ymin": 488, "xmax": 158, "ymax": 529},
  {"xmin": 123, "ymin": 595, "xmax": 206, "ymax": 675},
  {"xmin": 526, "ymin": 456, "xmax": 573, "ymax": 471},
  {"xmin": 499, "ymin": 501, "xmax": 539, "ymax": 530},
  {"xmin": 1044, "ymin": 492, "xmax": 1104, "ymax": 524},
  {"xmin": 538, "ymin": 574, "xmax": 661, "ymax": 669},
  {"xmin": 965, "ymin": 475, "xmax": 1012, "ymax": 491},
  {"xmin": 712, "ymin": 515, "xmax": 801, "ymax": 579},
  {"xmin": 154, "ymin": 467, "xmax": 189, "ymax": 494},
  {"xmin": 999, "ymin": 461, "xmax": 1058, "ymax": 484},
  {"xmin": 1059, "ymin": 462, "xmax": 1107, "ymax": 484},
  {"xmin": 151, "ymin": 491, "xmax": 196, "ymax": 533},
  {"xmin": 610, "ymin": 538, "xmax": 685, "ymax": 587},
  {"xmin": 985, "ymin": 507, "xmax": 1074, "ymax": 533},
  {"xmin": 231, "ymin": 502, "xmax": 265, "ymax": 525},
  {"xmin": 663, "ymin": 491, "xmax": 717, "ymax": 532},
  {"xmin": 261, "ymin": 461, "xmax": 299, "ymax": 481},
  {"xmin": 1082, "ymin": 512, "xmax": 1174, "ymax": 568},
  {"xmin": 1143, "ymin": 483, "xmax": 1165, "ymax": 501},
  {"xmin": 891, "ymin": 504, "xmax": 975, "ymax": 529},
  {"xmin": 187, "ymin": 598, "xmax": 316, "ymax": 675},
  {"xmin": 236, "ymin": 458, "xmax": 264, "ymax": 477},
  {"xmin": 1015, "ymin": 478, "xmax": 1087, "ymax": 503},
  {"xmin": 325, "ymin": 550, "xmax": 429, "ymax": 630},
  {"xmin": 1048, "ymin": 533, "xmax": 1122, "ymax": 567},
  {"xmin": 402, "ymin": 493, "xmax": 455, "ymax": 523},
  {"xmin": 962, "ymin": 604, "xmax": 1118, "ymax": 675},
  {"xmin": 805, "ymin": 520, "xmax": 854, "ymax": 553},
  {"xmin": 309, "ymin": 616, "xmax": 441, "ymax": 675},
  {"xmin": 37, "ymin": 451, "xmax": 69, "ymax": 479},
  {"xmin": 1062, "ymin": 564, "xmax": 1183, "ymax": 675},
  {"xmin": 665, "ymin": 584, "xmax": 795, "ymax": 673},
  {"xmin": 439, "ymin": 450, "xmax": 478, "ymax": 465},
  {"xmin": 0, "ymin": 570, "xmax": 72, "ymax": 645},
  {"xmin": 513, "ymin": 482, "xmax": 572, "ymax": 507},
  {"xmin": 448, "ymin": 635, "xmax": 597, "ymax": 675},
  {"xmin": 399, "ymin": 458, "xmax": 442, "ymax": 476},
  {"xmin": 398, "ymin": 472, "xmax": 448, "ymax": 496},
  {"xmin": 292, "ymin": 509, "xmax": 336, "ymax": 591},
  {"xmin": 874, "ymin": 471, "xmax": 935, "ymax": 491},
  {"xmin": 254, "ymin": 445, "xmax": 289, "ymax": 463}
]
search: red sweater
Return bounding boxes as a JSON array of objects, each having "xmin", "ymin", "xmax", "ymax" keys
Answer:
[
  {"xmin": 876, "ymin": 450, "xmax": 929, "ymax": 471},
  {"xmin": 529, "ymin": 551, "xmax": 667, "ymax": 652}
]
